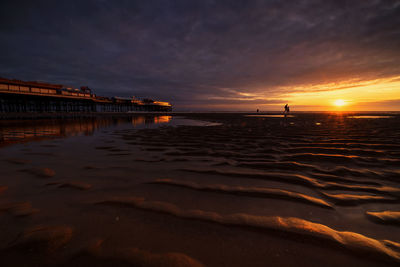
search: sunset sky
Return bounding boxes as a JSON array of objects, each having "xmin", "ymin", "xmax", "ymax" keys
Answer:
[{"xmin": 0, "ymin": 0, "xmax": 399, "ymax": 111}]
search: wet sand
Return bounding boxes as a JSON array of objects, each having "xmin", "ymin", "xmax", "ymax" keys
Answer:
[{"xmin": 0, "ymin": 113, "xmax": 400, "ymax": 266}]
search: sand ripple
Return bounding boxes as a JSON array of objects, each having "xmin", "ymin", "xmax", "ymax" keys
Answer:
[
  {"xmin": 96, "ymin": 196, "xmax": 400, "ymax": 263},
  {"xmin": 21, "ymin": 167, "xmax": 55, "ymax": 178},
  {"xmin": 366, "ymin": 211, "xmax": 400, "ymax": 225},
  {"xmin": 10, "ymin": 225, "xmax": 73, "ymax": 252},
  {"xmin": 4, "ymin": 158, "xmax": 31, "ymax": 165},
  {"xmin": 46, "ymin": 181, "xmax": 92, "ymax": 190},
  {"xmin": 179, "ymin": 168, "xmax": 397, "ymax": 197},
  {"xmin": 321, "ymin": 192, "xmax": 397, "ymax": 205},
  {"xmin": 0, "ymin": 202, "xmax": 39, "ymax": 217},
  {"xmin": 149, "ymin": 179, "xmax": 332, "ymax": 208},
  {"xmin": 83, "ymin": 239, "xmax": 204, "ymax": 267}
]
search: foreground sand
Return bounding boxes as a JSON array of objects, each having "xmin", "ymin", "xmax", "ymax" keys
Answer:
[{"xmin": 0, "ymin": 113, "xmax": 400, "ymax": 266}]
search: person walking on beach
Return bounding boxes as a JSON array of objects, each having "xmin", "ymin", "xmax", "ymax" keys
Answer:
[{"xmin": 284, "ymin": 103, "xmax": 290, "ymax": 117}]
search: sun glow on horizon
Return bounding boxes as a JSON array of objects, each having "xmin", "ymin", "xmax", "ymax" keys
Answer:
[
  {"xmin": 281, "ymin": 75, "xmax": 400, "ymax": 111},
  {"xmin": 333, "ymin": 99, "xmax": 346, "ymax": 107}
]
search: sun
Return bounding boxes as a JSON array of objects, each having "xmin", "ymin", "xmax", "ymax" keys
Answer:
[{"xmin": 333, "ymin": 99, "xmax": 346, "ymax": 107}]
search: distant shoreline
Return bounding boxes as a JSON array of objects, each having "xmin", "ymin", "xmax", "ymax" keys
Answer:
[{"xmin": 0, "ymin": 110, "xmax": 399, "ymax": 120}]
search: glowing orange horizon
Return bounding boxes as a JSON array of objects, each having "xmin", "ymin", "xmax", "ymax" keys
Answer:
[
  {"xmin": 281, "ymin": 75, "xmax": 400, "ymax": 111},
  {"xmin": 179, "ymin": 75, "xmax": 400, "ymax": 111}
]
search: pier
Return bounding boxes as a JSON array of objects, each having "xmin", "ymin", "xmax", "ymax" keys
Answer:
[{"xmin": 0, "ymin": 78, "xmax": 172, "ymax": 114}]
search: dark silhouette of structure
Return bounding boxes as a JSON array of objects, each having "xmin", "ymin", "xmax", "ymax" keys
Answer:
[{"xmin": 0, "ymin": 77, "xmax": 172, "ymax": 113}]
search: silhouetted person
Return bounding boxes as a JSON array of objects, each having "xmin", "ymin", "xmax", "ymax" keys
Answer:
[
  {"xmin": 256, "ymin": 109, "xmax": 259, "ymax": 113},
  {"xmin": 284, "ymin": 104, "xmax": 290, "ymax": 117}
]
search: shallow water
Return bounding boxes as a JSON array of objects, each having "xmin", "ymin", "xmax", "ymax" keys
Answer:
[
  {"xmin": 0, "ymin": 115, "xmax": 217, "ymax": 145},
  {"xmin": 347, "ymin": 116, "xmax": 394, "ymax": 119},
  {"xmin": 0, "ymin": 113, "xmax": 400, "ymax": 266},
  {"xmin": 245, "ymin": 114, "xmax": 295, "ymax": 118}
]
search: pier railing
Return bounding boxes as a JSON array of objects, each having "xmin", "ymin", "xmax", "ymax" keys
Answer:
[{"xmin": 0, "ymin": 82, "xmax": 92, "ymax": 100}]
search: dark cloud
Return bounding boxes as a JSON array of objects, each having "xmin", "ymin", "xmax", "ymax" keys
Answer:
[{"xmin": 0, "ymin": 0, "xmax": 399, "ymax": 110}]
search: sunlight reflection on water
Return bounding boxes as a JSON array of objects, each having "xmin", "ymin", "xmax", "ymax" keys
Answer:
[
  {"xmin": 0, "ymin": 115, "xmax": 219, "ymax": 146},
  {"xmin": 347, "ymin": 116, "xmax": 394, "ymax": 119}
]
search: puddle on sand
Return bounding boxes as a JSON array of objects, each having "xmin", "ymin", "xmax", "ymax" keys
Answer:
[
  {"xmin": 245, "ymin": 115, "xmax": 295, "ymax": 118},
  {"xmin": 347, "ymin": 116, "xmax": 394, "ymax": 119},
  {"xmin": 0, "ymin": 115, "xmax": 219, "ymax": 146},
  {"xmin": 168, "ymin": 117, "xmax": 222, "ymax": 127}
]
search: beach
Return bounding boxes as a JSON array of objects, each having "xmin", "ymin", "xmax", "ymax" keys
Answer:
[{"xmin": 0, "ymin": 112, "xmax": 400, "ymax": 266}]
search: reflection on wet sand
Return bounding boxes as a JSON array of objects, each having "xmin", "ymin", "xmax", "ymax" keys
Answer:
[
  {"xmin": 347, "ymin": 116, "xmax": 394, "ymax": 119},
  {"xmin": 0, "ymin": 115, "xmax": 172, "ymax": 146},
  {"xmin": 154, "ymin": 115, "xmax": 172, "ymax": 124},
  {"xmin": 132, "ymin": 115, "xmax": 172, "ymax": 126}
]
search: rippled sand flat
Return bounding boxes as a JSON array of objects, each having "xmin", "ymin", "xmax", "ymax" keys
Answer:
[{"xmin": 0, "ymin": 113, "xmax": 400, "ymax": 266}]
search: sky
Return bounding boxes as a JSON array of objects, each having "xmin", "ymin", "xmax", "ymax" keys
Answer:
[{"xmin": 0, "ymin": 0, "xmax": 400, "ymax": 111}]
